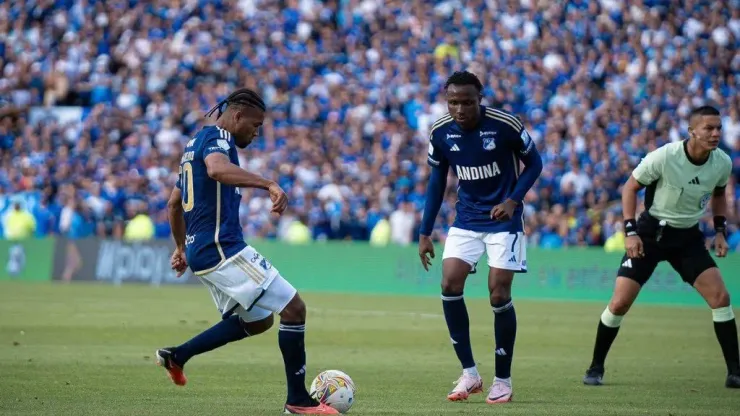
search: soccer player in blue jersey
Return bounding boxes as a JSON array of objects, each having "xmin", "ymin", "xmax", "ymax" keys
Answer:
[
  {"xmin": 418, "ymin": 71, "xmax": 543, "ymax": 404},
  {"xmin": 156, "ymin": 89, "xmax": 338, "ymax": 415}
]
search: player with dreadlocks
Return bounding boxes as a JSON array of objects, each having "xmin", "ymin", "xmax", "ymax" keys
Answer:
[{"xmin": 156, "ymin": 88, "xmax": 339, "ymax": 414}]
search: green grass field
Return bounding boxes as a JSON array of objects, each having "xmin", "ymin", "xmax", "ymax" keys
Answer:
[{"xmin": 0, "ymin": 281, "xmax": 738, "ymax": 415}]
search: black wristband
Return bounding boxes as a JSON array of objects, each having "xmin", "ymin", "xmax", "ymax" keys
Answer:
[
  {"xmin": 714, "ymin": 216, "xmax": 727, "ymax": 235},
  {"xmin": 624, "ymin": 219, "xmax": 637, "ymax": 237}
]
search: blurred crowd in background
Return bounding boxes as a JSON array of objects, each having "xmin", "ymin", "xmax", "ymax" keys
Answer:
[{"xmin": 1, "ymin": 0, "xmax": 740, "ymax": 251}]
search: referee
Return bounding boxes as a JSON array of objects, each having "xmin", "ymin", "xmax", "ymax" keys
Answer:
[{"xmin": 582, "ymin": 106, "xmax": 740, "ymax": 388}]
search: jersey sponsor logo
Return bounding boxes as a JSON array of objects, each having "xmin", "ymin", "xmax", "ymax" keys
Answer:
[
  {"xmin": 700, "ymin": 193, "xmax": 711, "ymax": 209},
  {"xmin": 185, "ymin": 234, "xmax": 195, "ymax": 246},
  {"xmin": 207, "ymin": 146, "xmax": 227, "ymax": 153},
  {"xmin": 447, "ymin": 134, "xmax": 461, "ymax": 139},
  {"xmin": 480, "ymin": 130, "xmax": 496, "ymax": 137},
  {"xmin": 482, "ymin": 137, "xmax": 496, "ymax": 151},
  {"xmin": 455, "ymin": 162, "xmax": 501, "ymax": 181}
]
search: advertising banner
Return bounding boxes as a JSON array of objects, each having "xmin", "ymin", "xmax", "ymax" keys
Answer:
[
  {"xmin": 52, "ymin": 238, "xmax": 198, "ymax": 286},
  {"xmin": 0, "ymin": 238, "xmax": 54, "ymax": 281},
  {"xmin": 48, "ymin": 237, "xmax": 740, "ymax": 306},
  {"xmin": 250, "ymin": 241, "xmax": 740, "ymax": 306}
]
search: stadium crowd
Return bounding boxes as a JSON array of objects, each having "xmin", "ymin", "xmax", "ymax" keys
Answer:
[{"xmin": 1, "ymin": 0, "xmax": 740, "ymax": 250}]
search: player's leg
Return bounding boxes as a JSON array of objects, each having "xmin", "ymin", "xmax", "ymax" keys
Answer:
[
  {"xmin": 583, "ymin": 246, "xmax": 660, "ymax": 386},
  {"xmin": 482, "ymin": 231, "xmax": 526, "ymax": 404},
  {"xmin": 440, "ymin": 227, "xmax": 486, "ymax": 401},
  {"xmin": 670, "ymin": 248, "xmax": 740, "ymax": 388},
  {"xmin": 155, "ymin": 274, "xmax": 275, "ymax": 386},
  {"xmin": 250, "ymin": 275, "xmax": 338, "ymax": 414},
  {"xmin": 156, "ymin": 311, "xmax": 273, "ymax": 386}
]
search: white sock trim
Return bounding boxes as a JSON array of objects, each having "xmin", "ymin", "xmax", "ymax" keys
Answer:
[
  {"xmin": 463, "ymin": 366, "xmax": 479, "ymax": 377},
  {"xmin": 492, "ymin": 300, "xmax": 513, "ymax": 314},
  {"xmin": 601, "ymin": 307, "xmax": 623, "ymax": 328},
  {"xmin": 441, "ymin": 294, "xmax": 464, "ymax": 301},
  {"xmin": 712, "ymin": 306, "xmax": 735, "ymax": 322},
  {"xmin": 494, "ymin": 377, "xmax": 511, "ymax": 386}
]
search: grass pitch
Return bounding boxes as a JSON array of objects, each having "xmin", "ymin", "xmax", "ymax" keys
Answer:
[{"xmin": 0, "ymin": 281, "xmax": 738, "ymax": 415}]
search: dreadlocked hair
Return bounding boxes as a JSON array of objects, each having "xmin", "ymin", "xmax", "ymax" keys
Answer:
[
  {"xmin": 444, "ymin": 71, "xmax": 483, "ymax": 92},
  {"xmin": 205, "ymin": 88, "xmax": 266, "ymax": 119}
]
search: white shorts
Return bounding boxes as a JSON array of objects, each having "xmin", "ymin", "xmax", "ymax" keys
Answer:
[
  {"xmin": 442, "ymin": 227, "xmax": 527, "ymax": 272},
  {"xmin": 198, "ymin": 246, "xmax": 297, "ymax": 323}
]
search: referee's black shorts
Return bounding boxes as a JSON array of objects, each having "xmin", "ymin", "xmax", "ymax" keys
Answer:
[{"xmin": 617, "ymin": 213, "xmax": 717, "ymax": 286}]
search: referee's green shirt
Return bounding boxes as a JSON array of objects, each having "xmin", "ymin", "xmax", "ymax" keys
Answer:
[{"xmin": 632, "ymin": 141, "xmax": 731, "ymax": 229}]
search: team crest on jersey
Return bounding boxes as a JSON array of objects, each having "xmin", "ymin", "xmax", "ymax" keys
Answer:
[
  {"xmin": 700, "ymin": 193, "xmax": 711, "ymax": 209},
  {"xmin": 482, "ymin": 137, "xmax": 496, "ymax": 151}
]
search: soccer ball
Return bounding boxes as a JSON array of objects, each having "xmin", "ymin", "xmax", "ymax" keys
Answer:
[{"xmin": 309, "ymin": 370, "xmax": 355, "ymax": 413}]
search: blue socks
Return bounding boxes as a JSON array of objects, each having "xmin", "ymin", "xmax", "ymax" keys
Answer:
[
  {"xmin": 442, "ymin": 293, "xmax": 517, "ymax": 379},
  {"xmin": 175, "ymin": 315, "xmax": 249, "ymax": 365},
  {"xmin": 278, "ymin": 321, "xmax": 312, "ymax": 405},
  {"xmin": 493, "ymin": 299, "xmax": 517, "ymax": 379},
  {"xmin": 442, "ymin": 292, "xmax": 476, "ymax": 369}
]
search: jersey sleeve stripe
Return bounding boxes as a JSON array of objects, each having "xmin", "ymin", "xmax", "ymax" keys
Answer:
[
  {"xmin": 485, "ymin": 110, "xmax": 521, "ymax": 132},
  {"xmin": 429, "ymin": 114, "xmax": 453, "ymax": 138},
  {"xmin": 486, "ymin": 108, "xmax": 523, "ymax": 129},
  {"xmin": 216, "ymin": 126, "xmax": 232, "ymax": 142}
]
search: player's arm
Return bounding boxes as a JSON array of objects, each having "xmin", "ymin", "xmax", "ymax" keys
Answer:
[
  {"xmin": 621, "ymin": 175, "xmax": 644, "ymax": 228},
  {"xmin": 712, "ymin": 185, "xmax": 728, "ymax": 235},
  {"xmin": 622, "ymin": 147, "xmax": 666, "ymax": 254},
  {"xmin": 167, "ymin": 186, "xmax": 186, "ymax": 250},
  {"xmin": 203, "ymin": 148, "xmax": 288, "ymax": 214},
  {"xmin": 420, "ymin": 167, "xmax": 448, "ymax": 236},
  {"xmin": 419, "ymin": 140, "xmax": 449, "ymax": 237},
  {"xmin": 711, "ymin": 163, "xmax": 730, "ymax": 256},
  {"xmin": 506, "ymin": 128, "xmax": 543, "ymax": 204},
  {"xmin": 204, "ymin": 153, "xmax": 274, "ymax": 190},
  {"xmin": 624, "ymin": 148, "xmax": 665, "ymax": 227}
]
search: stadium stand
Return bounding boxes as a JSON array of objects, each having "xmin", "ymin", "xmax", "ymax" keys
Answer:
[{"xmin": 0, "ymin": 0, "xmax": 739, "ymax": 250}]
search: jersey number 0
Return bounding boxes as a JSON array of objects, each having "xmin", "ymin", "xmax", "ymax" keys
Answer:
[{"xmin": 180, "ymin": 162, "xmax": 195, "ymax": 212}]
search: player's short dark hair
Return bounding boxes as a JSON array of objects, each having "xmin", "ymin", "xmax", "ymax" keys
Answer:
[
  {"xmin": 690, "ymin": 105, "xmax": 720, "ymax": 118},
  {"xmin": 444, "ymin": 71, "xmax": 483, "ymax": 92},
  {"xmin": 205, "ymin": 88, "xmax": 266, "ymax": 119}
]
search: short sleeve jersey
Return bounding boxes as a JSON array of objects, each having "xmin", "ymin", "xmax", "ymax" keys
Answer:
[{"xmin": 632, "ymin": 141, "xmax": 731, "ymax": 228}]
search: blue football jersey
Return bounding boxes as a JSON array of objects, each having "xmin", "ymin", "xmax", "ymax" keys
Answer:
[
  {"xmin": 427, "ymin": 106, "xmax": 535, "ymax": 233},
  {"xmin": 177, "ymin": 125, "xmax": 246, "ymax": 274}
]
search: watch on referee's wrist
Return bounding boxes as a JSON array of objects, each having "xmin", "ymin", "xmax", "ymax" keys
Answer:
[
  {"xmin": 624, "ymin": 219, "xmax": 637, "ymax": 237},
  {"xmin": 714, "ymin": 216, "xmax": 727, "ymax": 237}
]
